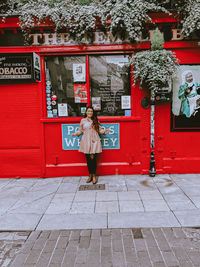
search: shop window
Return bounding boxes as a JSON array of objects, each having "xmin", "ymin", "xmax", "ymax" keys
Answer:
[
  {"xmin": 90, "ymin": 55, "xmax": 131, "ymax": 116},
  {"xmin": 45, "ymin": 54, "xmax": 131, "ymax": 118},
  {"xmin": 45, "ymin": 56, "xmax": 87, "ymax": 117}
]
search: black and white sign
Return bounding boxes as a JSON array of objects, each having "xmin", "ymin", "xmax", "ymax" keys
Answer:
[{"xmin": 0, "ymin": 53, "xmax": 41, "ymax": 83}]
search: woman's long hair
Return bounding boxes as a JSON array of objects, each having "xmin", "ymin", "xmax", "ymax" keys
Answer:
[{"xmin": 84, "ymin": 106, "xmax": 100, "ymax": 132}]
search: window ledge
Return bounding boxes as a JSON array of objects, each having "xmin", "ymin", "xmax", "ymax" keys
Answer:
[{"xmin": 41, "ymin": 116, "xmax": 141, "ymax": 123}]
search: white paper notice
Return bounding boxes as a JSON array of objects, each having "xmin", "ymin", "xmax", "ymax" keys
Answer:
[
  {"xmin": 121, "ymin": 96, "xmax": 131, "ymax": 109},
  {"xmin": 73, "ymin": 63, "xmax": 86, "ymax": 82},
  {"xmin": 92, "ymin": 97, "xmax": 101, "ymax": 110},
  {"xmin": 58, "ymin": 103, "xmax": 68, "ymax": 117}
]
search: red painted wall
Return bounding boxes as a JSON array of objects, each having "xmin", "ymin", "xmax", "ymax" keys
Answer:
[
  {"xmin": 1, "ymin": 14, "xmax": 200, "ymax": 177},
  {"xmin": 43, "ymin": 83, "xmax": 151, "ymax": 177},
  {"xmin": 154, "ymin": 48, "xmax": 200, "ymax": 174},
  {"xmin": 0, "ymin": 83, "xmax": 43, "ymax": 178}
]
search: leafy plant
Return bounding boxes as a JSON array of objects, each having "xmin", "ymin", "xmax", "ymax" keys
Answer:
[
  {"xmin": 3, "ymin": 0, "xmax": 200, "ymax": 41},
  {"xmin": 101, "ymin": 0, "xmax": 168, "ymax": 41},
  {"xmin": 3, "ymin": 0, "xmax": 168, "ymax": 42},
  {"xmin": 130, "ymin": 29, "xmax": 179, "ymax": 92}
]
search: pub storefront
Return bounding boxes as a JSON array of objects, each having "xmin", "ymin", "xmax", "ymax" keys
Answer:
[{"xmin": 1, "ymin": 14, "xmax": 200, "ymax": 178}]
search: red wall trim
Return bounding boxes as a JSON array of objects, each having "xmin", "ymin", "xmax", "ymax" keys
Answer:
[{"xmin": 1, "ymin": 42, "xmax": 200, "ymax": 54}]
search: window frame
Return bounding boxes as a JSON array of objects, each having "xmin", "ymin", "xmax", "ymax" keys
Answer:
[{"xmin": 41, "ymin": 51, "xmax": 140, "ymax": 123}]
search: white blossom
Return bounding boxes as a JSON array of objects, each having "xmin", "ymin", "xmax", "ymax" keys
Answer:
[{"xmin": 130, "ymin": 49, "xmax": 179, "ymax": 92}]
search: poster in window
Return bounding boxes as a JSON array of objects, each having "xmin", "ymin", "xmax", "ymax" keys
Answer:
[
  {"xmin": 74, "ymin": 84, "xmax": 87, "ymax": 103},
  {"xmin": 92, "ymin": 97, "xmax": 101, "ymax": 110},
  {"xmin": 121, "ymin": 95, "xmax": 131, "ymax": 109},
  {"xmin": 172, "ymin": 65, "xmax": 200, "ymax": 131},
  {"xmin": 33, "ymin": 52, "xmax": 41, "ymax": 81},
  {"xmin": 73, "ymin": 63, "xmax": 86, "ymax": 82},
  {"xmin": 58, "ymin": 103, "xmax": 68, "ymax": 117}
]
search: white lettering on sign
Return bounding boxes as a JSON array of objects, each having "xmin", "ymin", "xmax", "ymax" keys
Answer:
[
  {"xmin": 0, "ymin": 57, "xmax": 6, "ymax": 62},
  {"xmin": 67, "ymin": 126, "xmax": 74, "ymax": 135},
  {"xmin": 0, "ymin": 67, "xmax": 28, "ymax": 75},
  {"xmin": 77, "ymin": 138, "xmax": 81, "ymax": 146},
  {"xmin": 109, "ymin": 126, "xmax": 115, "ymax": 135},
  {"xmin": 62, "ymin": 123, "xmax": 120, "ymax": 150},
  {"xmin": 110, "ymin": 138, "xmax": 117, "ymax": 146},
  {"xmin": 29, "ymin": 28, "xmax": 184, "ymax": 46},
  {"xmin": 103, "ymin": 138, "xmax": 109, "ymax": 147},
  {"xmin": 64, "ymin": 138, "xmax": 76, "ymax": 147}
]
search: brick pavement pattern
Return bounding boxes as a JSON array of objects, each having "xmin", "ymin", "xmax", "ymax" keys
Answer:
[
  {"xmin": 10, "ymin": 228, "xmax": 200, "ymax": 267},
  {"xmin": 0, "ymin": 231, "xmax": 30, "ymax": 267}
]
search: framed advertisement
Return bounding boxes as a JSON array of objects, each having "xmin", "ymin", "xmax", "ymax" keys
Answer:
[{"xmin": 171, "ymin": 64, "xmax": 200, "ymax": 131}]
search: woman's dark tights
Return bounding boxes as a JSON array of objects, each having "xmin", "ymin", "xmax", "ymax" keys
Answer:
[{"xmin": 85, "ymin": 154, "xmax": 97, "ymax": 175}]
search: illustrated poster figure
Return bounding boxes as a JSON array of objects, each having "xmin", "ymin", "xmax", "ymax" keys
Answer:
[{"xmin": 178, "ymin": 71, "xmax": 200, "ymax": 117}]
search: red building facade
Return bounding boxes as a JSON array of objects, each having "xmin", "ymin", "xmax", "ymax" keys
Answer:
[{"xmin": 1, "ymin": 14, "xmax": 200, "ymax": 178}]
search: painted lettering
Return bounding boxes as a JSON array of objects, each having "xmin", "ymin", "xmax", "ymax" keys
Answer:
[
  {"xmin": 109, "ymin": 126, "xmax": 115, "ymax": 135},
  {"xmin": 59, "ymin": 33, "xmax": 70, "ymax": 45},
  {"xmin": 0, "ymin": 67, "xmax": 28, "ymax": 75},
  {"xmin": 29, "ymin": 33, "xmax": 42, "ymax": 45},
  {"xmin": 75, "ymin": 126, "xmax": 79, "ymax": 132},
  {"xmin": 62, "ymin": 123, "xmax": 119, "ymax": 150},
  {"xmin": 110, "ymin": 138, "xmax": 117, "ymax": 146},
  {"xmin": 172, "ymin": 29, "xmax": 184, "ymax": 40},
  {"xmin": 30, "ymin": 28, "xmax": 185, "ymax": 46},
  {"xmin": 64, "ymin": 138, "xmax": 75, "ymax": 147},
  {"xmin": 43, "ymin": 33, "xmax": 57, "ymax": 45},
  {"xmin": 4, "ymin": 68, "xmax": 9, "ymax": 74},
  {"xmin": 67, "ymin": 126, "xmax": 74, "ymax": 135},
  {"xmin": 103, "ymin": 138, "xmax": 109, "ymax": 146},
  {"xmin": 77, "ymin": 138, "xmax": 81, "ymax": 146}
]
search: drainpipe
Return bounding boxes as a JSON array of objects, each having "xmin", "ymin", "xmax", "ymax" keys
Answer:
[{"xmin": 149, "ymin": 89, "xmax": 156, "ymax": 177}]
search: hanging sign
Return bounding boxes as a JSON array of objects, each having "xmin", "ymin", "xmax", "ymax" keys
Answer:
[
  {"xmin": 62, "ymin": 123, "xmax": 120, "ymax": 150},
  {"xmin": 0, "ymin": 53, "xmax": 41, "ymax": 83}
]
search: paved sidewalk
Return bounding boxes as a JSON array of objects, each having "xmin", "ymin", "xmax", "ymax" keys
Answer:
[
  {"xmin": 10, "ymin": 228, "xmax": 200, "ymax": 267},
  {"xmin": 0, "ymin": 174, "xmax": 200, "ymax": 230},
  {"xmin": 0, "ymin": 231, "xmax": 30, "ymax": 266}
]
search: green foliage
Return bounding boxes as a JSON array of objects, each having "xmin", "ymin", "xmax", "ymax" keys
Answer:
[
  {"xmin": 101, "ymin": 0, "xmax": 168, "ymax": 41},
  {"xmin": 130, "ymin": 26, "xmax": 178, "ymax": 93},
  {"xmin": 130, "ymin": 48, "xmax": 179, "ymax": 92},
  {"xmin": 78, "ymin": 0, "xmax": 92, "ymax": 5},
  {"xmin": 3, "ymin": 0, "xmax": 168, "ymax": 42},
  {"xmin": 151, "ymin": 28, "xmax": 164, "ymax": 51},
  {"xmin": 3, "ymin": 0, "xmax": 200, "ymax": 40}
]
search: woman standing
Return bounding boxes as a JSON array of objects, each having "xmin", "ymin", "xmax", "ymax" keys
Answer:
[{"xmin": 71, "ymin": 106, "xmax": 109, "ymax": 184}]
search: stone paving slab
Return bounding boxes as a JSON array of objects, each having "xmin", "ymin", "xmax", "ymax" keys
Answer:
[
  {"xmin": 1, "ymin": 174, "xmax": 200, "ymax": 230},
  {"xmin": 0, "ymin": 214, "xmax": 42, "ymax": 231},
  {"xmin": 108, "ymin": 212, "xmax": 181, "ymax": 228},
  {"xmin": 36, "ymin": 214, "xmax": 107, "ymax": 230},
  {"xmin": 174, "ymin": 210, "xmax": 200, "ymax": 227},
  {"xmin": 8, "ymin": 227, "xmax": 200, "ymax": 267}
]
